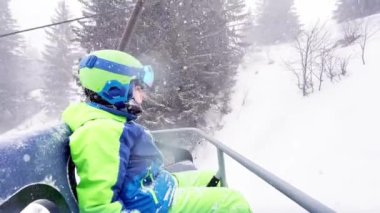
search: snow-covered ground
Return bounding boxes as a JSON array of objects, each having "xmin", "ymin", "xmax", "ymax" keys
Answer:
[{"xmin": 196, "ymin": 18, "xmax": 380, "ymax": 213}]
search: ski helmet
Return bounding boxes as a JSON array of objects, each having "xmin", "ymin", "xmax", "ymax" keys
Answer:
[{"xmin": 78, "ymin": 49, "xmax": 154, "ymax": 107}]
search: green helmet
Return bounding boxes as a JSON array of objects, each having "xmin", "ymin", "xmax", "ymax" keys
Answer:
[{"xmin": 78, "ymin": 49, "xmax": 154, "ymax": 108}]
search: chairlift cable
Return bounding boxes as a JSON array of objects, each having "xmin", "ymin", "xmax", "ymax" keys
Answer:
[{"xmin": 0, "ymin": 8, "xmax": 128, "ymax": 38}]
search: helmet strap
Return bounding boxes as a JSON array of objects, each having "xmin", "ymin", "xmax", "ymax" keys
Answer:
[{"xmin": 114, "ymin": 101, "xmax": 126, "ymax": 110}]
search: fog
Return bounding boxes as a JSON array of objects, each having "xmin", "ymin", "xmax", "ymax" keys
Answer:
[{"xmin": 2, "ymin": 0, "xmax": 380, "ymax": 211}]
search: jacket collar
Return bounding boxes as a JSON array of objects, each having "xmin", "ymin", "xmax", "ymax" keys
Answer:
[{"xmin": 88, "ymin": 102, "xmax": 138, "ymax": 121}]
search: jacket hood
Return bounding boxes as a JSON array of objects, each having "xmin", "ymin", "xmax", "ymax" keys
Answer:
[{"xmin": 62, "ymin": 103, "xmax": 126, "ymax": 131}]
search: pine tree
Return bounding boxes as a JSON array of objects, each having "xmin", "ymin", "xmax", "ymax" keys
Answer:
[
  {"xmin": 136, "ymin": 0, "xmax": 250, "ymax": 129},
  {"xmin": 334, "ymin": 0, "xmax": 380, "ymax": 22},
  {"xmin": 75, "ymin": 0, "xmax": 250, "ymax": 130},
  {"xmin": 0, "ymin": 0, "xmax": 25, "ymax": 132},
  {"xmin": 334, "ymin": 0, "xmax": 362, "ymax": 22},
  {"xmin": 361, "ymin": 0, "xmax": 380, "ymax": 16},
  {"xmin": 74, "ymin": 0, "xmax": 135, "ymax": 51},
  {"xmin": 223, "ymin": 0, "xmax": 253, "ymax": 103},
  {"xmin": 42, "ymin": 0, "xmax": 78, "ymax": 114},
  {"xmin": 252, "ymin": 0, "xmax": 300, "ymax": 45}
]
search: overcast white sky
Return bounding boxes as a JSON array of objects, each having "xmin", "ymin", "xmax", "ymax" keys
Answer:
[
  {"xmin": 10, "ymin": 0, "xmax": 81, "ymax": 27},
  {"xmin": 294, "ymin": 0, "xmax": 336, "ymax": 25},
  {"xmin": 10, "ymin": 0, "xmax": 81, "ymax": 51}
]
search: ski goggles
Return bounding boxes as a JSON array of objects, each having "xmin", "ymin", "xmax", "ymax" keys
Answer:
[{"xmin": 79, "ymin": 55, "xmax": 154, "ymax": 87}]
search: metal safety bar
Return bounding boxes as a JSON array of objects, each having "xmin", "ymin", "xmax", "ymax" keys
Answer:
[{"xmin": 151, "ymin": 127, "xmax": 335, "ymax": 213}]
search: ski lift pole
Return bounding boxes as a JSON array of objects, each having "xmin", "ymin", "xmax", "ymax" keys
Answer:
[
  {"xmin": 117, "ymin": 0, "xmax": 144, "ymax": 51},
  {"xmin": 152, "ymin": 128, "xmax": 336, "ymax": 213}
]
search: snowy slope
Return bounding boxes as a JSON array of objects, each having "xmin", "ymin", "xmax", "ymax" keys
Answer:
[{"xmin": 197, "ymin": 19, "xmax": 380, "ymax": 212}]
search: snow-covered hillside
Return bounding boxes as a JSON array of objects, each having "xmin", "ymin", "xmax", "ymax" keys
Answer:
[{"xmin": 197, "ymin": 17, "xmax": 380, "ymax": 212}]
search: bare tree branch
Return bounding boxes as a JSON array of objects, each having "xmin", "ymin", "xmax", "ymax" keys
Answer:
[
  {"xmin": 287, "ymin": 21, "xmax": 353, "ymax": 95},
  {"xmin": 356, "ymin": 19, "xmax": 380, "ymax": 65}
]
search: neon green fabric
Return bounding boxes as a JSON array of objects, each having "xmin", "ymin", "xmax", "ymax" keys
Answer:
[
  {"xmin": 63, "ymin": 103, "xmax": 126, "ymax": 213},
  {"xmin": 172, "ymin": 170, "xmax": 215, "ymax": 187},
  {"xmin": 170, "ymin": 171, "xmax": 252, "ymax": 213},
  {"xmin": 80, "ymin": 68, "xmax": 134, "ymax": 93}
]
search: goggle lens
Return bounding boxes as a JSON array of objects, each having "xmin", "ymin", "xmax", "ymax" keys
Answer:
[{"xmin": 142, "ymin": 65, "xmax": 154, "ymax": 87}]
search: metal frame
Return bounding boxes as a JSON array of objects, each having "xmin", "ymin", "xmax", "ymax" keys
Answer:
[{"xmin": 152, "ymin": 128, "xmax": 336, "ymax": 213}]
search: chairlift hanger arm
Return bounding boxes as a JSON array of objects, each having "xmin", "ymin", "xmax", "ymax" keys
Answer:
[{"xmin": 117, "ymin": 0, "xmax": 144, "ymax": 51}]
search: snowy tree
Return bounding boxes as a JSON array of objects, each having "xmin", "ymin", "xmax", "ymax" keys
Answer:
[
  {"xmin": 42, "ymin": 0, "xmax": 78, "ymax": 115},
  {"xmin": 136, "ymin": 0, "xmax": 250, "ymax": 129},
  {"xmin": 334, "ymin": 0, "xmax": 380, "ymax": 22},
  {"xmin": 0, "ymin": 0, "xmax": 25, "ymax": 132},
  {"xmin": 252, "ymin": 0, "xmax": 300, "ymax": 45},
  {"xmin": 75, "ymin": 0, "xmax": 250, "ymax": 130},
  {"xmin": 334, "ymin": 0, "xmax": 363, "ymax": 22},
  {"xmin": 74, "ymin": 0, "xmax": 135, "ymax": 51},
  {"xmin": 225, "ymin": 0, "xmax": 253, "ymax": 48}
]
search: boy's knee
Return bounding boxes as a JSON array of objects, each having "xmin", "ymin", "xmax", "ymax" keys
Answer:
[
  {"xmin": 173, "ymin": 170, "xmax": 216, "ymax": 187},
  {"xmin": 225, "ymin": 189, "xmax": 252, "ymax": 212}
]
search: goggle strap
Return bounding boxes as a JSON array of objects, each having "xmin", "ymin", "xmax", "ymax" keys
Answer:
[{"xmin": 80, "ymin": 55, "xmax": 145, "ymax": 79}]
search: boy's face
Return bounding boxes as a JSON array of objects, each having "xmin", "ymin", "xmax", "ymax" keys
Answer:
[{"xmin": 133, "ymin": 85, "xmax": 145, "ymax": 105}]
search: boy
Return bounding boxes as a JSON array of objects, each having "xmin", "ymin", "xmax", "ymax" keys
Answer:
[{"xmin": 63, "ymin": 49, "xmax": 251, "ymax": 212}]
